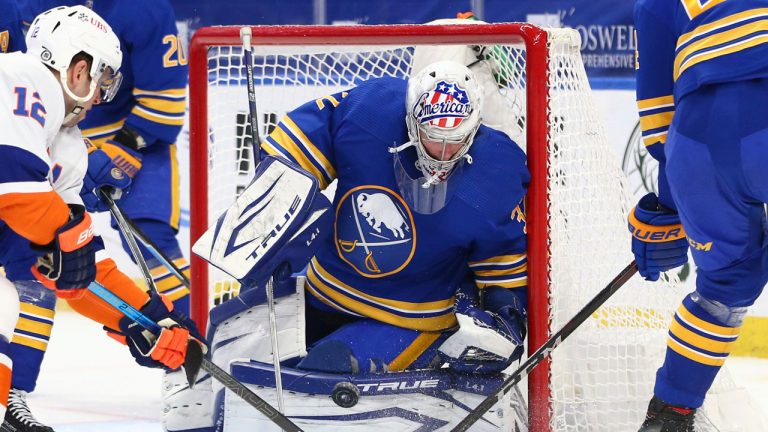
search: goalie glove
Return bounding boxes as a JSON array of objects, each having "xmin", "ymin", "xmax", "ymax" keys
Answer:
[
  {"xmin": 30, "ymin": 205, "xmax": 96, "ymax": 299},
  {"xmin": 628, "ymin": 192, "xmax": 688, "ymax": 281},
  {"xmin": 107, "ymin": 292, "xmax": 207, "ymax": 370},
  {"xmin": 438, "ymin": 304, "xmax": 526, "ymax": 375}
]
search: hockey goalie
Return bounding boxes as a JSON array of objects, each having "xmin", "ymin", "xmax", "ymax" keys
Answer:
[{"xmin": 169, "ymin": 25, "xmax": 530, "ymax": 432}]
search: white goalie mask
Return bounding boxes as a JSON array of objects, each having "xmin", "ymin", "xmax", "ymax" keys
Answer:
[
  {"xmin": 26, "ymin": 5, "xmax": 123, "ymax": 125},
  {"xmin": 390, "ymin": 61, "xmax": 483, "ymax": 214}
]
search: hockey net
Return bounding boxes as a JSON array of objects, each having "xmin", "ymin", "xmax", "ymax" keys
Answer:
[{"xmin": 188, "ymin": 24, "xmax": 749, "ymax": 431}]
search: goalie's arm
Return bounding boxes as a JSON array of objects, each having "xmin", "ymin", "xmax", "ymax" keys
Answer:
[{"xmin": 260, "ymin": 90, "xmax": 350, "ymax": 189}]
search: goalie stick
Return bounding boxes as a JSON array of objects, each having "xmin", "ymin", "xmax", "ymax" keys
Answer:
[
  {"xmin": 450, "ymin": 261, "xmax": 639, "ymax": 432},
  {"xmin": 240, "ymin": 25, "xmax": 286, "ymax": 414},
  {"xmin": 86, "ymin": 281, "xmax": 304, "ymax": 432}
]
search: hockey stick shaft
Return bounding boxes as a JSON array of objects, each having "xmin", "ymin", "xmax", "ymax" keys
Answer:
[
  {"xmin": 86, "ymin": 281, "xmax": 304, "ymax": 432},
  {"xmin": 97, "ymin": 189, "xmax": 189, "ymax": 288},
  {"xmin": 99, "ymin": 189, "xmax": 158, "ymax": 293},
  {"xmin": 241, "ymin": 25, "xmax": 285, "ymax": 413},
  {"xmin": 122, "ymin": 215, "xmax": 190, "ymax": 288},
  {"xmin": 240, "ymin": 26, "xmax": 262, "ymax": 162},
  {"xmin": 450, "ymin": 261, "xmax": 639, "ymax": 432}
]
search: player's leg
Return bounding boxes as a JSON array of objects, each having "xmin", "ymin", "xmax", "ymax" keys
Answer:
[
  {"xmin": 0, "ymin": 276, "xmax": 20, "ymax": 425},
  {"xmin": 112, "ymin": 143, "xmax": 190, "ymax": 315},
  {"xmin": 0, "ymin": 232, "xmax": 56, "ymax": 432},
  {"xmin": 211, "ymin": 295, "xmax": 514, "ymax": 430},
  {"xmin": 640, "ymin": 79, "xmax": 768, "ymax": 431},
  {"xmin": 299, "ymin": 297, "xmax": 446, "ymax": 374},
  {"xmin": 4, "ymin": 281, "xmax": 56, "ymax": 432}
]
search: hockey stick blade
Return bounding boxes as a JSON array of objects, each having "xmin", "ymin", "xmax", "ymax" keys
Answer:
[
  {"xmin": 184, "ymin": 339, "xmax": 204, "ymax": 389},
  {"xmin": 87, "ymin": 282, "xmax": 304, "ymax": 432},
  {"xmin": 450, "ymin": 261, "xmax": 639, "ymax": 432}
]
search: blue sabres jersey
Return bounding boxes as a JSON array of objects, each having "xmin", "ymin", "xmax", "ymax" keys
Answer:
[
  {"xmin": 635, "ymin": 0, "xmax": 768, "ymax": 207},
  {"xmin": 0, "ymin": 0, "xmax": 25, "ymax": 53},
  {"xmin": 262, "ymin": 77, "xmax": 529, "ymax": 331},
  {"xmin": 76, "ymin": 0, "xmax": 187, "ymax": 147}
]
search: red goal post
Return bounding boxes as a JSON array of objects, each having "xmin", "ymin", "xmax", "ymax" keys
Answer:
[
  {"xmin": 186, "ymin": 23, "xmax": 732, "ymax": 432},
  {"xmin": 189, "ymin": 23, "xmax": 552, "ymax": 428}
]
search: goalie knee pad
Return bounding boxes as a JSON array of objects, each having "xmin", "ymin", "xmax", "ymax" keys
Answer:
[{"xmin": 296, "ymin": 340, "xmax": 359, "ymax": 374}]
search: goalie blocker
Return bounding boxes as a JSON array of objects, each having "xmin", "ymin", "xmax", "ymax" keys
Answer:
[{"xmin": 193, "ymin": 155, "xmax": 333, "ymax": 292}]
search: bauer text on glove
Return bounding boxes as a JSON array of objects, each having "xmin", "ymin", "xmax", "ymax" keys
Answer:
[
  {"xmin": 628, "ymin": 192, "xmax": 688, "ymax": 281},
  {"xmin": 30, "ymin": 205, "xmax": 96, "ymax": 299}
]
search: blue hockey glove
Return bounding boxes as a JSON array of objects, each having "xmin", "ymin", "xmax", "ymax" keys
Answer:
[
  {"xmin": 30, "ymin": 205, "xmax": 96, "ymax": 299},
  {"xmin": 628, "ymin": 192, "xmax": 688, "ymax": 281},
  {"xmin": 438, "ymin": 304, "xmax": 526, "ymax": 375},
  {"xmin": 101, "ymin": 126, "xmax": 146, "ymax": 179},
  {"xmin": 110, "ymin": 292, "xmax": 207, "ymax": 370},
  {"xmin": 82, "ymin": 145, "xmax": 132, "ymax": 212}
]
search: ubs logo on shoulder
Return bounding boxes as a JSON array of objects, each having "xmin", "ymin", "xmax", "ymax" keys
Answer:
[{"xmin": 335, "ymin": 185, "xmax": 416, "ymax": 277}]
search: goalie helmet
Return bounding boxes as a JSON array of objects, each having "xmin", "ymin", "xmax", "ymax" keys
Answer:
[
  {"xmin": 390, "ymin": 61, "xmax": 483, "ymax": 214},
  {"xmin": 405, "ymin": 60, "xmax": 483, "ymax": 186},
  {"xmin": 26, "ymin": 5, "xmax": 123, "ymax": 123}
]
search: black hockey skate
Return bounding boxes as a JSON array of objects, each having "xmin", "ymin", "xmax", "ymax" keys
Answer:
[
  {"xmin": 638, "ymin": 396, "xmax": 696, "ymax": 432},
  {"xmin": 1, "ymin": 388, "xmax": 55, "ymax": 432}
]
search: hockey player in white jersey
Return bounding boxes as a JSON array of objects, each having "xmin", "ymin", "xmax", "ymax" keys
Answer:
[
  {"xmin": 0, "ymin": 5, "xmax": 122, "ymax": 422},
  {"xmin": 0, "ymin": 6, "xmax": 202, "ymax": 431}
]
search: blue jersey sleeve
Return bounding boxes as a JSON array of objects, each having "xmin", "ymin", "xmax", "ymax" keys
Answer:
[
  {"xmin": 79, "ymin": 0, "xmax": 187, "ymax": 147},
  {"xmin": 467, "ymin": 198, "xmax": 528, "ymax": 292},
  {"xmin": 634, "ymin": 0, "xmax": 679, "ymax": 210},
  {"xmin": 119, "ymin": 0, "xmax": 187, "ymax": 146},
  {"xmin": 260, "ymin": 91, "xmax": 347, "ymax": 189},
  {"xmin": 464, "ymin": 132, "xmax": 529, "ymax": 295}
]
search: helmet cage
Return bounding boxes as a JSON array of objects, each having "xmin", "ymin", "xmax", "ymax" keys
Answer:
[
  {"xmin": 405, "ymin": 113, "xmax": 478, "ymax": 184},
  {"xmin": 405, "ymin": 61, "xmax": 483, "ymax": 187}
]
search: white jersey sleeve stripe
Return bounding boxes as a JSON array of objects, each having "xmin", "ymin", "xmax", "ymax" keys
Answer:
[{"xmin": 0, "ymin": 181, "xmax": 53, "ymax": 195}]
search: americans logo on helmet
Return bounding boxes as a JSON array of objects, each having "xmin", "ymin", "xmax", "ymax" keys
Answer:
[{"xmin": 412, "ymin": 80, "xmax": 473, "ymax": 129}]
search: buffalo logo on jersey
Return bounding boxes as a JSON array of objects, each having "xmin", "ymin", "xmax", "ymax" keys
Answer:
[
  {"xmin": 412, "ymin": 80, "xmax": 473, "ymax": 129},
  {"xmin": 335, "ymin": 186, "xmax": 416, "ymax": 277}
]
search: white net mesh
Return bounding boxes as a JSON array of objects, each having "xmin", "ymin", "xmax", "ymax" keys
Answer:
[
  {"xmin": 543, "ymin": 29, "xmax": 740, "ymax": 432},
  {"xmin": 194, "ymin": 25, "xmax": 746, "ymax": 431}
]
